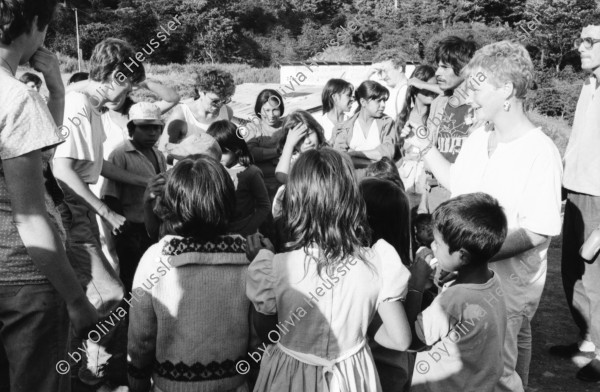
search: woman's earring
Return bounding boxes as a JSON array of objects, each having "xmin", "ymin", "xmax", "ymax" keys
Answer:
[{"xmin": 503, "ymin": 101, "xmax": 511, "ymax": 111}]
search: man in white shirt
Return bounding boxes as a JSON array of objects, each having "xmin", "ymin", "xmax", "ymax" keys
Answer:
[{"xmin": 550, "ymin": 24, "xmax": 600, "ymax": 383}]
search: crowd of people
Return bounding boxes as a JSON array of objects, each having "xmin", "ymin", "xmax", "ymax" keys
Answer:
[{"xmin": 1, "ymin": 1, "xmax": 600, "ymax": 392}]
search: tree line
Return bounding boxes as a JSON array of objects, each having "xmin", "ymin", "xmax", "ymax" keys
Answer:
[{"xmin": 48, "ymin": 0, "xmax": 600, "ymax": 71}]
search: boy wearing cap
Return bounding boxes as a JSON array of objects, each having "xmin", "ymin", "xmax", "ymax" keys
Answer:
[{"xmin": 102, "ymin": 102, "xmax": 167, "ymax": 293}]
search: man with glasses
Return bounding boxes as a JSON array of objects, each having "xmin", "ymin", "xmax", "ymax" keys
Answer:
[{"xmin": 550, "ymin": 25, "xmax": 600, "ymax": 383}]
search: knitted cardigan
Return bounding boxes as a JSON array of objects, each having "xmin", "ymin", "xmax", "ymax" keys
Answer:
[
  {"xmin": 331, "ymin": 112, "xmax": 396, "ymax": 159},
  {"xmin": 127, "ymin": 234, "xmax": 251, "ymax": 392}
]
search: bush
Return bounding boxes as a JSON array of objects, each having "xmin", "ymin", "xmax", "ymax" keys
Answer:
[
  {"xmin": 57, "ymin": 53, "xmax": 87, "ymax": 74},
  {"xmin": 530, "ymin": 67, "xmax": 583, "ymax": 124}
]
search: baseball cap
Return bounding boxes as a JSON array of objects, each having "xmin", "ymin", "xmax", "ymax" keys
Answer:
[{"xmin": 127, "ymin": 102, "xmax": 164, "ymax": 126}]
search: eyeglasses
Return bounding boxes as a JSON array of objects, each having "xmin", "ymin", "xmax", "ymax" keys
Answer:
[{"xmin": 574, "ymin": 37, "xmax": 600, "ymax": 50}]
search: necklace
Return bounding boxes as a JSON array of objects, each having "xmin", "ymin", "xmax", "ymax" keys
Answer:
[{"xmin": 0, "ymin": 57, "xmax": 15, "ymax": 75}]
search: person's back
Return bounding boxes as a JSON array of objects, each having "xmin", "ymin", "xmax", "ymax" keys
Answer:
[
  {"xmin": 265, "ymin": 240, "xmax": 407, "ymax": 355},
  {"xmin": 128, "ymin": 157, "xmax": 251, "ymax": 392},
  {"xmin": 411, "ymin": 273, "xmax": 506, "ymax": 391},
  {"xmin": 246, "ymin": 148, "xmax": 411, "ymax": 392},
  {"xmin": 129, "ymin": 234, "xmax": 250, "ymax": 392}
]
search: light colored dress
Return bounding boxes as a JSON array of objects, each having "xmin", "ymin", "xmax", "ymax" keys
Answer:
[{"xmin": 247, "ymin": 240, "xmax": 410, "ymax": 392}]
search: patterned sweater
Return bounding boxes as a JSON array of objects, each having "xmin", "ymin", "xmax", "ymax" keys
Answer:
[{"xmin": 127, "ymin": 234, "xmax": 251, "ymax": 392}]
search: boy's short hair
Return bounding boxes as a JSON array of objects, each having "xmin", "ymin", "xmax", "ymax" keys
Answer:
[
  {"xmin": 19, "ymin": 72, "xmax": 42, "ymax": 88},
  {"xmin": 433, "ymin": 192, "xmax": 507, "ymax": 264},
  {"xmin": 413, "ymin": 213, "xmax": 432, "ymax": 230},
  {"xmin": 435, "ymin": 36, "xmax": 477, "ymax": 76},
  {"xmin": 0, "ymin": 0, "xmax": 57, "ymax": 45},
  {"xmin": 413, "ymin": 213, "xmax": 433, "ymax": 242},
  {"xmin": 89, "ymin": 38, "xmax": 145, "ymax": 85}
]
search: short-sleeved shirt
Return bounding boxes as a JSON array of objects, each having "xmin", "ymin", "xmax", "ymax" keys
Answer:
[
  {"xmin": 449, "ymin": 126, "xmax": 563, "ymax": 315},
  {"xmin": 101, "ymin": 140, "xmax": 166, "ymax": 223},
  {"xmin": 53, "ymin": 91, "xmax": 105, "ymax": 184},
  {"xmin": 0, "ymin": 69, "xmax": 65, "ymax": 285},
  {"xmin": 411, "ymin": 273, "xmax": 507, "ymax": 392},
  {"xmin": 246, "ymin": 239, "xmax": 410, "ymax": 357}
]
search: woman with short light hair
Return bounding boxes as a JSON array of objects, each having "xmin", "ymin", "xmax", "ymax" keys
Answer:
[{"xmin": 407, "ymin": 41, "xmax": 563, "ymax": 392}]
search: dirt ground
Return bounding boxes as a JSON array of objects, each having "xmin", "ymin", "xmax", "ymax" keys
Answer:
[{"xmin": 528, "ymin": 235, "xmax": 599, "ymax": 392}]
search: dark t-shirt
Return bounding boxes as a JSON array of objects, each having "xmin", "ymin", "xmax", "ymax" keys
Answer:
[{"xmin": 435, "ymin": 103, "xmax": 470, "ymax": 163}]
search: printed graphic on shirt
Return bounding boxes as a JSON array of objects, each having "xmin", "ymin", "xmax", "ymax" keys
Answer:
[{"xmin": 436, "ymin": 103, "xmax": 470, "ymax": 163}]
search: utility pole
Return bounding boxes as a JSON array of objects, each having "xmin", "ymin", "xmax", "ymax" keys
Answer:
[{"xmin": 74, "ymin": 8, "xmax": 81, "ymax": 72}]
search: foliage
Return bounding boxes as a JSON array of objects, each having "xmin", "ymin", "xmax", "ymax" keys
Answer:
[
  {"xmin": 44, "ymin": 0, "xmax": 597, "ymax": 135},
  {"xmin": 529, "ymin": 66, "xmax": 584, "ymax": 124},
  {"xmin": 518, "ymin": 0, "xmax": 600, "ymax": 70},
  {"xmin": 45, "ymin": 0, "xmax": 599, "ymax": 70}
]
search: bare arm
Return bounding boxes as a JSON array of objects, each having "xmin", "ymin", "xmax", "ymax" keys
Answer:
[
  {"xmin": 408, "ymin": 79, "xmax": 443, "ymax": 95},
  {"xmin": 275, "ymin": 123, "xmax": 306, "ymax": 182},
  {"xmin": 490, "ymin": 228, "xmax": 548, "ymax": 262},
  {"xmin": 404, "ymin": 257, "xmax": 433, "ymax": 350},
  {"xmin": 139, "ymin": 80, "xmax": 180, "ymax": 115},
  {"xmin": 53, "ymin": 158, "xmax": 125, "ymax": 232},
  {"xmin": 3, "ymin": 151, "xmax": 97, "ymax": 335},
  {"xmin": 375, "ymin": 301, "xmax": 411, "ymax": 351},
  {"xmin": 29, "ymin": 47, "xmax": 65, "ymax": 126},
  {"xmin": 421, "ymin": 147, "xmax": 452, "ymax": 189}
]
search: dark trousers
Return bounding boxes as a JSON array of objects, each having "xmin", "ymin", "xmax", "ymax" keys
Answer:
[
  {"xmin": 561, "ymin": 191, "xmax": 600, "ymax": 348},
  {"xmin": 0, "ymin": 284, "xmax": 70, "ymax": 392},
  {"xmin": 115, "ymin": 222, "xmax": 154, "ymax": 294}
]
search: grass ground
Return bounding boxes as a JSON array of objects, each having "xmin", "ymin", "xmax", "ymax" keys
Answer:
[{"xmin": 528, "ymin": 234, "xmax": 599, "ymax": 391}]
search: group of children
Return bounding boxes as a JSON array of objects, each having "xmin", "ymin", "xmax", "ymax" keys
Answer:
[
  {"xmin": 4, "ymin": 29, "xmax": 512, "ymax": 392},
  {"xmin": 74, "ymin": 70, "xmax": 509, "ymax": 391},
  {"xmin": 56, "ymin": 52, "xmax": 511, "ymax": 392},
  {"xmin": 127, "ymin": 145, "xmax": 509, "ymax": 392}
]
